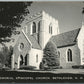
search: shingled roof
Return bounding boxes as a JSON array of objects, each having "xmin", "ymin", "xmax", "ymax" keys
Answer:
[
  {"xmin": 28, "ymin": 35, "xmax": 42, "ymax": 50},
  {"xmin": 50, "ymin": 28, "xmax": 80, "ymax": 48},
  {"xmin": 22, "ymin": 30, "xmax": 41, "ymax": 50}
]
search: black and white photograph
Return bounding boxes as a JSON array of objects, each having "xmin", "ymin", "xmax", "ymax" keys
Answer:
[{"xmin": 0, "ymin": 1, "xmax": 84, "ymax": 83}]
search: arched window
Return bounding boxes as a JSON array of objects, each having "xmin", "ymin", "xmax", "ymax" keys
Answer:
[
  {"xmin": 38, "ymin": 21, "xmax": 40, "ymax": 44},
  {"xmin": 36, "ymin": 54, "xmax": 38, "ymax": 63},
  {"xmin": 20, "ymin": 55, "xmax": 23, "ymax": 66},
  {"xmin": 58, "ymin": 51, "xmax": 60, "ymax": 58},
  {"xmin": 32, "ymin": 22, "xmax": 36, "ymax": 33},
  {"xmin": 67, "ymin": 49, "xmax": 72, "ymax": 62},
  {"xmin": 38, "ymin": 21, "xmax": 40, "ymax": 32},
  {"xmin": 49, "ymin": 23, "xmax": 52, "ymax": 34},
  {"xmin": 25, "ymin": 55, "xmax": 27, "ymax": 65}
]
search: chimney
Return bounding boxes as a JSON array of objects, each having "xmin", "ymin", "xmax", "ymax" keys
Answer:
[{"xmin": 82, "ymin": 7, "xmax": 84, "ymax": 25}]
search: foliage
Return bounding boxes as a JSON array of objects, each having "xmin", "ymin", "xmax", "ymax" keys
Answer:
[
  {"xmin": 19, "ymin": 65, "xmax": 36, "ymax": 70},
  {"xmin": 40, "ymin": 41, "xmax": 60, "ymax": 69},
  {"xmin": 0, "ymin": 2, "xmax": 32, "ymax": 42},
  {"xmin": 0, "ymin": 43, "xmax": 13, "ymax": 68},
  {"xmin": 5, "ymin": 46, "xmax": 13, "ymax": 68}
]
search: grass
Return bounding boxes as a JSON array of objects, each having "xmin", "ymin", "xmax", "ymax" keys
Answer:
[{"xmin": 0, "ymin": 69, "xmax": 84, "ymax": 83}]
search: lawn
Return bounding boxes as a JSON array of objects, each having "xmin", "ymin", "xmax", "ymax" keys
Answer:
[{"xmin": 0, "ymin": 69, "xmax": 84, "ymax": 83}]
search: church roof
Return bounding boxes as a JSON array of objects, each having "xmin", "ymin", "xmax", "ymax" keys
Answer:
[
  {"xmin": 28, "ymin": 35, "xmax": 42, "ymax": 50},
  {"xmin": 50, "ymin": 28, "xmax": 80, "ymax": 48},
  {"xmin": 22, "ymin": 30, "xmax": 42, "ymax": 50}
]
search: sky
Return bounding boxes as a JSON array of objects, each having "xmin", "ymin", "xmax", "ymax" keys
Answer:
[
  {"xmin": 28, "ymin": 2, "xmax": 84, "ymax": 33},
  {"xmin": 4, "ymin": 1, "xmax": 84, "ymax": 47}
]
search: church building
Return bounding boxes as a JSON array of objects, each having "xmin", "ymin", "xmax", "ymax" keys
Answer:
[
  {"xmin": 12, "ymin": 11, "xmax": 59, "ymax": 69},
  {"xmin": 12, "ymin": 8, "xmax": 84, "ymax": 69}
]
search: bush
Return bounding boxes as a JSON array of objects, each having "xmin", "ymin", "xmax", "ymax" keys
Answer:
[
  {"xmin": 72, "ymin": 65, "xmax": 84, "ymax": 69},
  {"xmin": 39, "ymin": 62, "xmax": 62, "ymax": 70},
  {"xmin": 39, "ymin": 62, "xmax": 44, "ymax": 70},
  {"xmin": 19, "ymin": 65, "xmax": 36, "ymax": 70}
]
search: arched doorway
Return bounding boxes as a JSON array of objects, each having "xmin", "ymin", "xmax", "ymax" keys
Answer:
[
  {"xmin": 17, "ymin": 54, "xmax": 29, "ymax": 69},
  {"xmin": 20, "ymin": 55, "xmax": 24, "ymax": 66},
  {"xmin": 25, "ymin": 54, "xmax": 29, "ymax": 66},
  {"xmin": 17, "ymin": 55, "xmax": 24, "ymax": 69}
]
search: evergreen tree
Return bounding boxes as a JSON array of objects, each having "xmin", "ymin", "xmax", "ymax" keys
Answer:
[{"xmin": 42, "ymin": 41, "xmax": 60, "ymax": 69}]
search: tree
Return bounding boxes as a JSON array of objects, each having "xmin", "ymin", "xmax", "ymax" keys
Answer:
[
  {"xmin": 40, "ymin": 41, "xmax": 60, "ymax": 69},
  {"xmin": 5, "ymin": 46, "xmax": 13, "ymax": 68},
  {"xmin": 0, "ymin": 43, "xmax": 8, "ymax": 67},
  {"xmin": 0, "ymin": 2, "xmax": 32, "ymax": 42},
  {"xmin": 0, "ymin": 43, "xmax": 13, "ymax": 68}
]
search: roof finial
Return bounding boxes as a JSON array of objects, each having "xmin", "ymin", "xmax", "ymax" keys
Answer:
[{"xmin": 82, "ymin": 7, "xmax": 84, "ymax": 14}]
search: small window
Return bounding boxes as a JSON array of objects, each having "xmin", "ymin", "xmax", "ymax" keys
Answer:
[
  {"xmin": 32, "ymin": 22, "xmax": 36, "ymax": 33},
  {"xmin": 18, "ymin": 43, "xmax": 24, "ymax": 51},
  {"xmin": 20, "ymin": 43, "xmax": 24, "ymax": 50},
  {"xmin": 36, "ymin": 54, "xmax": 38, "ymax": 63},
  {"xmin": 49, "ymin": 23, "xmax": 52, "ymax": 34},
  {"xmin": 67, "ymin": 49, "xmax": 72, "ymax": 62}
]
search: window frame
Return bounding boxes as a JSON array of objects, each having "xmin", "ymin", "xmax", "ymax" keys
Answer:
[
  {"xmin": 49, "ymin": 23, "xmax": 53, "ymax": 34},
  {"xmin": 66, "ymin": 49, "xmax": 73, "ymax": 63},
  {"xmin": 36, "ymin": 54, "xmax": 38, "ymax": 63},
  {"xmin": 32, "ymin": 22, "xmax": 36, "ymax": 34}
]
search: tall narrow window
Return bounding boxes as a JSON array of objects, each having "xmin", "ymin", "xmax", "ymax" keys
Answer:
[
  {"xmin": 20, "ymin": 55, "xmax": 23, "ymax": 66},
  {"xmin": 36, "ymin": 54, "xmax": 38, "ymax": 63},
  {"xmin": 38, "ymin": 21, "xmax": 40, "ymax": 32},
  {"xmin": 38, "ymin": 21, "xmax": 40, "ymax": 44},
  {"xmin": 67, "ymin": 49, "xmax": 72, "ymax": 62},
  {"xmin": 49, "ymin": 23, "xmax": 52, "ymax": 34},
  {"xmin": 32, "ymin": 22, "xmax": 36, "ymax": 33},
  {"xmin": 25, "ymin": 55, "xmax": 27, "ymax": 65},
  {"xmin": 58, "ymin": 51, "xmax": 60, "ymax": 58}
]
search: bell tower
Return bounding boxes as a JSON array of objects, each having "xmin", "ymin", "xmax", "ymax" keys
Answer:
[{"xmin": 24, "ymin": 11, "xmax": 59, "ymax": 49}]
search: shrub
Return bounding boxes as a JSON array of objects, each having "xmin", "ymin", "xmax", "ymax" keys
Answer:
[
  {"xmin": 19, "ymin": 65, "xmax": 36, "ymax": 70},
  {"xmin": 40, "ymin": 41, "xmax": 60, "ymax": 70},
  {"xmin": 72, "ymin": 65, "xmax": 84, "ymax": 69}
]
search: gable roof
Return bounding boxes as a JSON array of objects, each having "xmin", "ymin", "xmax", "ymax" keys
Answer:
[
  {"xmin": 28, "ymin": 35, "xmax": 42, "ymax": 50},
  {"xmin": 22, "ymin": 30, "xmax": 41, "ymax": 50},
  {"xmin": 50, "ymin": 28, "xmax": 80, "ymax": 48}
]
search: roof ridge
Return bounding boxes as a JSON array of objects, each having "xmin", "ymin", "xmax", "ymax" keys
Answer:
[
  {"xmin": 50, "ymin": 28, "xmax": 81, "ymax": 48},
  {"xmin": 52, "ymin": 28, "xmax": 81, "ymax": 37},
  {"xmin": 22, "ymin": 29, "xmax": 32, "ymax": 46}
]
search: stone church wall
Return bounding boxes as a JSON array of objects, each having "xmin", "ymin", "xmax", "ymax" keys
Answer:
[
  {"xmin": 12, "ymin": 32, "xmax": 31, "ymax": 69},
  {"xmin": 58, "ymin": 44, "xmax": 80, "ymax": 69},
  {"xmin": 29, "ymin": 48, "xmax": 43, "ymax": 69}
]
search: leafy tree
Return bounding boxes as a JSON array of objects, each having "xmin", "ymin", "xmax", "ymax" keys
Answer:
[
  {"xmin": 5, "ymin": 46, "xmax": 13, "ymax": 68},
  {"xmin": 0, "ymin": 2, "xmax": 32, "ymax": 42},
  {"xmin": 0, "ymin": 43, "xmax": 8, "ymax": 67},
  {"xmin": 40, "ymin": 41, "xmax": 60, "ymax": 69},
  {"xmin": 0, "ymin": 43, "xmax": 13, "ymax": 68}
]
